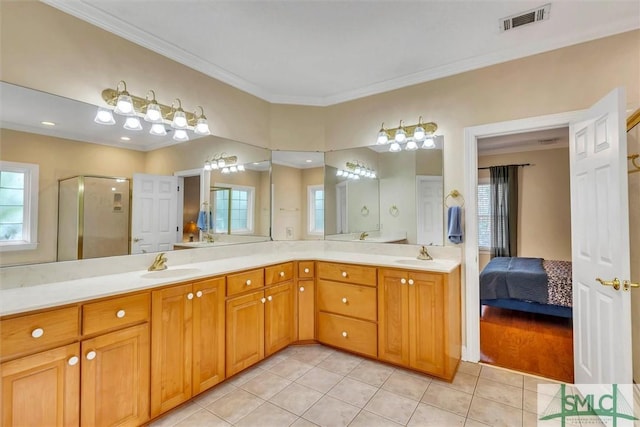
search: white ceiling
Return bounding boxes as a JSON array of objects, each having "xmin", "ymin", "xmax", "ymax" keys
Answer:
[
  {"xmin": 478, "ymin": 127, "xmax": 569, "ymax": 155},
  {"xmin": 44, "ymin": 0, "xmax": 640, "ymax": 106}
]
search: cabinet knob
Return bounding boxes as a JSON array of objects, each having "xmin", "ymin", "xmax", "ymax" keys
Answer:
[
  {"xmin": 304, "ymin": 268, "xmax": 310, "ymax": 274},
  {"xmin": 68, "ymin": 356, "xmax": 79, "ymax": 366},
  {"xmin": 246, "ymin": 279, "xmax": 252, "ymax": 286},
  {"xmin": 400, "ymin": 278, "xmax": 407, "ymax": 284},
  {"xmin": 261, "ymin": 297, "xmax": 266, "ymax": 304},
  {"xmin": 187, "ymin": 292, "xmax": 194, "ymax": 300},
  {"xmin": 299, "ymin": 286, "xmax": 305, "ymax": 292},
  {"xmin": 342, "ymin": 271, "xmax": 348, "ymax": 278},
  {"xmin": 196, "ymin": 290, "xmax": 203, "ymax": 298},
  {"xmin": 342, "ymin": 331, "xmax": 348, "ymax": 338},
  {"xmin": 408, "ymin": 279, "xmax": 414, "ymax": 285},
  {"xmin": 341, "ymin": 297, "xmax": 348, "ymax": 304},
  {"xmin": 31, "ymin": 328, "xmax": 44, "ymax": 339},
  {"xmin": 86, "ymin": 351, "xmax": 97, "ymax": 361},
  {"xmin": 267, "ymin": 295, "xmax": 273, "ymax": 301},
  {"xmin": 116, "ymin": 309, "xmax": 126, "ymax": 318},
  {"xmin": 279, "ymin": 271, "xmax": 285, "ymax": 277}
]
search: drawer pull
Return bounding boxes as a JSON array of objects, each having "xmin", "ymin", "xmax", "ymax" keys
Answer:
[
  {"xmin": 267, "ymin": 295, "xmax": 273, "ymax": 301},
  {"xmin": 299, "ymin": 286, "xmax": 305, "ymax": 292},
  {"xmin": 261, "ymin": 297, "xmax": 266, "ymax": 304},
  {"xmin": 116, "ymin": 309, "xmax": 126, "ymax": 318},
  {"xmin": 31, "ymin": 328, "xmax": 44, "ymax": 338},
  {"xmin": 400, "ymin": 278, "xmax": 407, "ymax": 284},
  {"xmin": 279, "ymin": 271, "xmax": 285, "ymax": 277},
  {"xmin": 187, "ymin": 292, "xmax": 194, "ymax": 300},
  {"xmin": 341, "ymin": 271, "xmax": 348, "ymax": 278},
  {"xmin": 86, "ymin": 350, "xmax": 97, "ymax": 361},
  {"xmin": 342, "ymin": 331, "xmax": 348, "ymax": 338},
  {"xmin": 246, "ymin": 279, "xmax": 252, "ymax": 286},
  {"xmin": 68, "ymin": 356, "xmax": 79, "ymax": 366},
  {"xmin": 341, "ymin": 297, "xmax": 348, "ymax": 304},
  {"xmin": 304, "ymin": 268, "xmax": 310, "ymax": 274},
  {"xmin": 196, "ymin": 290, "xmax": 203, "ymax": 298},
  {"xmin": 408, "ymin": 279, "xmax": 414, "ymax": 285}
]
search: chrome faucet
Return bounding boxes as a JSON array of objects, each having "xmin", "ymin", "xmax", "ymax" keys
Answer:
[
  {"xmin": 359, "ymin": 232, "xmax": 369, "ymax": 240},
  {"xmin": 417, "ymin": 246, "xmax": 433, "ymax": 261},
  {"xmin": 148, "ymin": 252, "xmax": 168, "ymax": 271}
]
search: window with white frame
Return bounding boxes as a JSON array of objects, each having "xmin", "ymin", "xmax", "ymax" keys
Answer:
[
  {"xmin": 213, "ymin": 184, "xmax": 254, "ymax": 234},
  {"xmin": 308, "ymin": 185, "xmax": 324, "ymax": 235},
  {"xmin": 0, "ymin": 161, "xmax": 39, "ymax": 251},
  {"xmin": 477, "ymin": 178, "xmax": 491, "ymax": 251}
]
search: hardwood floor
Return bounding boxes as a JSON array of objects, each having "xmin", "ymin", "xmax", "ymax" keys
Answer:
[{"xmin": 480, "ymin": 305, "xmax": 574, "ymax": 383}]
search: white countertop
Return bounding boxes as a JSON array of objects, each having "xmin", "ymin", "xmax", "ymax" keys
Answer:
[{"xmin": 0, "ymin": 250, "xmax": 459, "ymax": 316}]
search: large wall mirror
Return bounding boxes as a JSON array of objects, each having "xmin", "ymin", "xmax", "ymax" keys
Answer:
[
  {"xmin": 0, "ymin": 82, "xmax": 271, "ymax": 267},
  {"xmin": 324, "ymin": 140, "xmax": 444, "ymax": 245}
]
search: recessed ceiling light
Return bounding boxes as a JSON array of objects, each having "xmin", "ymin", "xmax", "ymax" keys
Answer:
[
  {"xmin": 41, "ymin": 121, "xmax": 56, "ymax": 126},
  {"xmin": 120, "ymin": 136, "xmax": 131, "ymax": 141},
  {"xmin": 305, "ymin": 159, "xmax": 312, "ymax": 163}
]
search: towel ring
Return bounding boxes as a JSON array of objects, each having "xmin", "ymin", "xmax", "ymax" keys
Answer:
[
  {"xmin": 444, "ymin": 190, "xmax": 465, "ymax": 208},
  {"xmin": 361, "ymin": 205, "xmax": 369, "ymax": 216},
  {"xmin": 389, "ymin": 205, "xmax": 399, "ymax": 217}
]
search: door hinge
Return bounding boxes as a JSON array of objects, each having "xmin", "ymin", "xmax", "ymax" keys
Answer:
[{"xmin": 176, "ymin": 226, "xmax": 179, "ymax": 232}]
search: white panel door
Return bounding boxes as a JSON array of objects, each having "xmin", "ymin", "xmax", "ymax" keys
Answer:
[
  {"xmin": 131, "ymin": 173, "xmax": 178, "ymax": 254},
  {"xmin": 416, "ymin": 176, "xmax": 444, "ymax": 245},
  {"xmin": 570, "ymin": 88, "xmax": 631, "ymax": 384}
]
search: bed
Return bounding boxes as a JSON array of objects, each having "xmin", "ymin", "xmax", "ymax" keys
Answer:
[{"xmin": 480, "ymin": 257, "xmax": 573, "ymax": 318}]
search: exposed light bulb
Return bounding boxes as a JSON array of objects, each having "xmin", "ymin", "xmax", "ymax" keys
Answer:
[
  {"xmin": 149, "ymin": 123, "xmax": 167, "ymax": 136},
  {"xmin": 194, "ymin": 117, "xmax": 210, "ymax": 135},
  {"xmin": 413, "ymin": 126, "xmax": 425, "ymax": 142},
  {"xmin": 394, "ymin": 127, "xmax": 406, "ymax": 143},
  {"xmin": 94, "ymin": 108, "xmax": 115, "ymax": 125},
  {"xmin": 171, "ymin": 110, "xmax": 188, "ymax": 129},
  {"xmin": 123, "ymin": 116, "xmax": 142, "ymax": 131},
  {"xmin": 376, "ymin": 123, "xmax": 388, "ymax": 145},
  {"xmin": 173, "ymin": 129, "xmax": 189, "ymax": 142},
  {"xmin": 114, "ymin": 94, "xmax": 134, "ymax": 116},
  {"xmin": 144, "ymin": 103, "xmax": 163, "ymax": 123}
]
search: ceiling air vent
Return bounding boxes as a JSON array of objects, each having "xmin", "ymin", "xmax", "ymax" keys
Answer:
[{"xmin": 501, "ymin": 4, "xmax": 551, "ymax": 32}]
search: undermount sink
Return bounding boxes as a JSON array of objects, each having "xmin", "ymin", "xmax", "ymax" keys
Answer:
[{"xmin": 141, "ymin": 268, "xmax": 202, "ymax": 279}]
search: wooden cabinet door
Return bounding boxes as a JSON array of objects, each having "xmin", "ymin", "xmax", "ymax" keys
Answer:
[
  {"xmin": 377, "ymin": 269, "xmax": 410, "ymax": 366},
  {"xmin": 81, "ymin": 324, "xmax": 150, "ymax": 427},
  {"xmin": 265, "ymin": 282, "xmax": 295, "ymax": 356},
  {"xmin": 409, "ymin": 272, "xmax": 445, "ymax": 376},
  {"xmin": 192, "ymin": 277, "xmax": 225, "ymax": 394},
  {"xmin": 151, "ymin": 283, "xmax": 193, "ymax": 416},
  {"xmin": 226, "ymin": 291, "xmax": 265, "ymax": 377},
  {"xmin": 1, "ymin": 343, "xmax": 80, "ymax": 427},
  {"xmin": 297, "ymin": 280, "xmax": 315, "ymax": 341}
]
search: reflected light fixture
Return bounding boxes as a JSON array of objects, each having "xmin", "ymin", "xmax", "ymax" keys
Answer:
[
  {"xmin": 173, "ymin": 129, "xmax": 189, "ymax": 142},
  {"xmin": 375, "ymin": 117, "xmax": 438, "ymax": 152},
  {"xmin": 123, "ymin": 116, "xmax": 143, "ymax": 131},
  {"xmin": 94, "ymin": 108, "xmax": 115, "ymax": 125},
  {"xmin": 336, "ymin": 161, "xmax": 376, "ymax": 180},
  {"xmin": 149, "ymin": 123, "xmax": 167, "ymax": 136},
  {"xmin": 203, "ymin": 154, "xmax": 243, "ymax": 172}
]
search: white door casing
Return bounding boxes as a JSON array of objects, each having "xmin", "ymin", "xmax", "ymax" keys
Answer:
[
  {"xmin": 131, "ymin": 173, "xmax": 178, "ymax": 254},
  {"xmin": 416, "ymin": 176, "xmax": 444, "ymax": 245},
  {"xmin": 569, "ymin": 88, "xmax": 631, "ymax": 384}
]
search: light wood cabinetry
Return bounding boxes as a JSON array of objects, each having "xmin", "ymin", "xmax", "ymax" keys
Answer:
[
  {"xmin": 296, "ymin": 261, "xmax": 315, "ymax": 341},
  {"xmin": 378, "ymin": 267, "xmax": 461, "ymax": 381},
  {"xmin": 151, "ymin": 277, "xmax": 225, "ymax": 416},
  {"xmin": 265, "ymin": 282, "xmax": 295, "ymax": 355},
  {"xmin": 316, "ymin": 262, "xmax": 378, "ymax": 358}
]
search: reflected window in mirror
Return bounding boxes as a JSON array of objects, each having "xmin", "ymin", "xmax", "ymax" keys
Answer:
[
  {"xmin": 308, "ymin": 185, "xmax": 324, "ymax": 236},
  {"xmin": 0, "ymin": 161, "xmax": 39, "ymax": 251},
  {"xmin": 212, "ymin": 185, "xmax": 255, "ymax": 234}
]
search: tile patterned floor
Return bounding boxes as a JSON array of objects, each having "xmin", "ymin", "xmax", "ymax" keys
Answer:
[{"xmin": 148, "ymin": 344, "xmax": 574, "ymax": 427}]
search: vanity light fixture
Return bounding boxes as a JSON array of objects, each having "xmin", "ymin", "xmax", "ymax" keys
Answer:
[
  {"xmin": 375, "ymin": 117, "xmax": 438, "ymax": 152},
  {"xmin": 336, "ymin": 161, "xmax": 377, "ymax": 180},
  {"xmin": 203, "ymin": 154, "xmax": 243, "ymax": 173},
  {"xmin": 96, "ymin": 80, "xmax": 212, "ymax": 141}
]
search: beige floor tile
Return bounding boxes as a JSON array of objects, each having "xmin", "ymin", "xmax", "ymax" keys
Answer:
[
  {"xmin": 268, "ymin": 358, "xmax": 314, "ymax": 380},
  {"xmin": 347, "ymin": 360, "xmax": 395, "ymax": 387},
  {"xmin": 206, "ymin": 388, "xmax": 264, "ymax": 424},
  {"xmin": 408, "ymin": 403, "xmax": 465, "ymax": 427},
  {"xmin": 226, "ymin": 365, "xmax": 265, "ymax": 386},
  {"xmin": 172, "ymin": 408, "xmax": 230, "ymax": 427},
  {"xmin": 421, "ymin": 382, "xmax": 473, "ymax": 417},
  {"xmin": 192, "ymin": 382, "xmax": 237, "ymax": 407},
  {"xmin": 290, "ymin": 345, "xmax": 334, "ymax": 365},
  {"xmin": 316, "ymin": 351, "xmax": 363, "ymax": 376},
  {"xmin": 464, "ymin": 418, "xmax": 491, "ymax": 427},
  {"xmin": 479, "ymin": 365, "xmax": 524, "ymax": 388},
  {"xmin": 296, "ymin": 366, "xmax": 343, "ymax": 393},
  {"xmin": 523, "ymin": 410, "xmax": 583, "ymax": 427},
  {"xmin": 269, "ymin": 382, "xmax": 323, "ymax": 416},
  {"xmin": 432, "ymin": 371, "xmax": 479, "ymax": 394},
  {"xmin": 524, "ymin": 389, "xmax": 540, "ymax": 413},
  {"xmin": 458, "ymin": 361, "xmax": 482, "ymax": 377},
  {"xmin": 149, "ymin": 402, "xmax": 201, "ymax": 427},
  {"xmin": 234, "ymin": 402, "xmax": 298, "ymax": 427},
  {"xmin": 302, "ymin": 395, "xmax": 360, "ymax": 427},
  {"xmin": 327, "ymin": 377, "xmax": 378, "ymax": 408},
  {"xmin": 349, "ymin": 410, "xmax": 404, "ymax": 427},
  {"xmin": 240, "ymin": 370, "xmax": 292, "ymax": 400},
  {"xmin": 364, "ymin": 389, "xmax": 420, "ymax": 425},
  {"xmin": 257, "ymin": 353, "xmax": 290, "ymax": 370},
  {"xmin": 382, "ymin": 370, "xmax": 430, "ymax": 401},
  {"xmin": 523, "ymin": 374, "xmax": 562, "ymax": 393},
  {"xmin": 475, "ymin": 377, "xmax": 523, "ymax": 409},
  {"xmin": 291, "ymin": 417, "xmax": 319, "ymax": 427},
  {"xmin": 467, "ymin": 395, "xmax": 523, "ymax": 427}
]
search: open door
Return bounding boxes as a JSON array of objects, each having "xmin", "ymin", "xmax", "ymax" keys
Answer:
[
  {"xmin": 570, "ymin": 88, "xmax": 632, "ymax": 384},
  {"xmin": 131, "ymin": 173, "xmax": 179, "ymax": 254}
]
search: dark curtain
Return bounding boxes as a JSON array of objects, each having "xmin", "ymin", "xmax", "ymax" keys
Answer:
[{"xmin": 489, "ymin": 165, "xmax": 518, "ymax": 258}]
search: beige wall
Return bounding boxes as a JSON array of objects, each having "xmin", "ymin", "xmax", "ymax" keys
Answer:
[
  {"xmin": 477, "ymin": 148, "xmax": 572, "ymax": 270},
  {"xmin": 272, "ymin": 164, "xmax": 302, "ymax": 240},
  {"xmin": 628, "ymin": 123, "xmax": 640, "ymax": 383}
]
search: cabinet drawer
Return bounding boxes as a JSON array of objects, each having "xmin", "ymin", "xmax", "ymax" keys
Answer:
[
  {"xmin": 317, "ymin": 262, "xmax": 376, "ymax": 286},
  {"xmin": 265, "ymin": 262, "xmax": 294, "ymax": 286},
  {"xmin": 82, "ymin": 293, "xmax": 150, "ymax": 336},
  {"xmin": 317, "ymin": 280, "xmax": 377, "ymax": 321},
  {"xmin": 227, "ymin": 269, "xmax": 264, "ymax": 296},
  {"xmin": 298, "ymin": 261, "xmax": 314, "ymax": 279},
  {"xmin": 317, "ymin": 312, "xmax": 377, "ymax": 358},
  {"xmin": 1, "ymin": 306, "xmax": 79, "ymax": 360}
]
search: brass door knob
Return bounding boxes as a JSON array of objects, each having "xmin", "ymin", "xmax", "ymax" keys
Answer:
[
  {"xmin": 624, "ymin": 280, "xmax": 640, "ymax": 291},
  {"xmin": 596, "ymin": 278, "xmax": 620, "ymax": 291}
]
